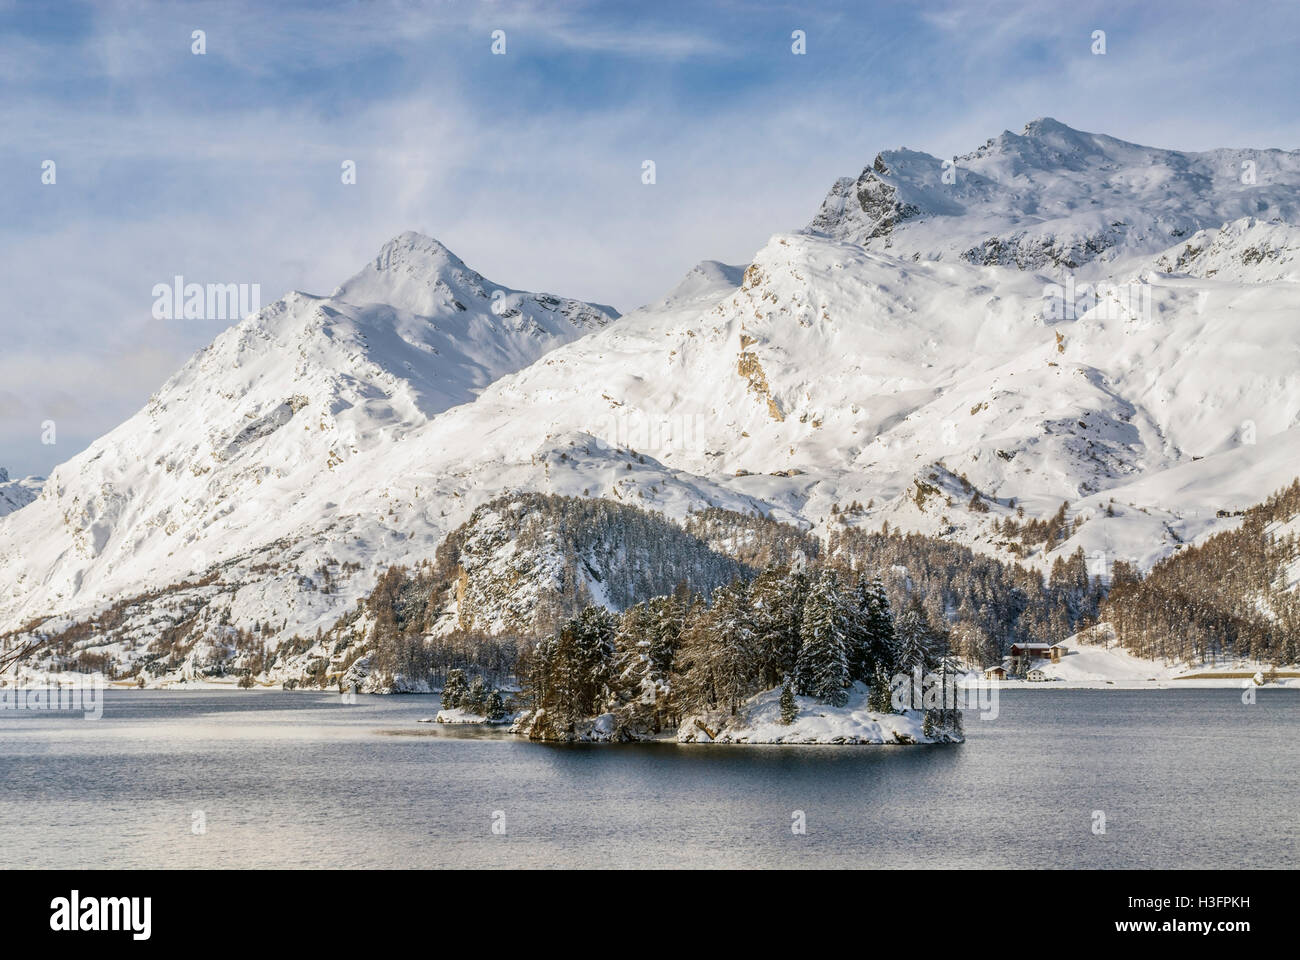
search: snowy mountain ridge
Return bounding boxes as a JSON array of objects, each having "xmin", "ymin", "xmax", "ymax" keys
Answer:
[
  {"xmin": 808, "ymin": 117, "xmax": 1300, "ymax": 272},
  {"xmin": 0, "ymin": 468, "xmax": 42, "ymax": 519},
  {"xmin": 1148, "ymin": 216, "xmax": 1300, "ymax": 283}
]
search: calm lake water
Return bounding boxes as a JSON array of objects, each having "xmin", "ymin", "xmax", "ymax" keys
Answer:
[{"xmin": 1, "ymin": 688, "xmax": 1295, "ymax": 868}]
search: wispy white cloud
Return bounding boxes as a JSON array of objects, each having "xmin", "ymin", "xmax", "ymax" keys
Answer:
[{"xmin": 535, "ymin": 23, "xmax": 731, "ymax": 59}]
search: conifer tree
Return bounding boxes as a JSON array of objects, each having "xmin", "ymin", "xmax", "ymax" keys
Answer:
[
  {"xmin": 779, "ymin": 675, "xmax": 798, "ymax": 725},
  {"xmin": 796, "ymin": 570, "xmax": 851, "ymax": 706},
  {"xmin": 672, "ymin": 605, "xmax": 715, "ymax": 714},
  {"xmin": 894, "ymin": 597, "xmax": 939, "ymax": 710},
  {"xmin": 867, "ymin": 663, "xmax": 895, "ymax": 713},
  {"xmin": 442, "ymin": 668, "xmax": 468, "ymax": 709},
  {"xmin": 572, "ymin": 606, "xmax": 619, "ymax": 713},
  {"xmin": 466, "ymin": 674, "xmax": 487, "ymax": 714},
  {"xmin": 845, "ymin": 575, "xmax": 874, "ymax": 683},
  {"xmin": 751, "ymin": 566, "xmax": 806, "ymax": 689},
  {"xmin": 611, "ymin": 602, "xmax": 658, "ymax": 722},
  {"xmin": 862, "ymin": 575, "xmax": 898, "ymax": 675},
  {"xmin": 646, "ymin": 586, "xmax": 693, "ymax": 721},
  {"xmin": 709, "ymin": 580, "xmax": 757, "ymax": 714},
  {"xmin": 847, "ymin": 573, "xmax": 895, "ymax": 683}
]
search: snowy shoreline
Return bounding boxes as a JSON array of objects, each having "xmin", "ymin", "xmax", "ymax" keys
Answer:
[
  {"xmin": 979, "ymin": 635, "xmax": 1300, "ymax": 689},
  {"xmin": 507, "ymin": 683, "xmax": 964, "ymax": 745},
  {"xmin": 965, "ymin": 678, "xmax": 1299, "ymax": 690}
]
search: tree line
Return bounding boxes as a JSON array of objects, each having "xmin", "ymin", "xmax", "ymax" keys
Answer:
[
  {"xmin": 1101, "ymin": 479, "xmax": 1300, "ymax": 664},
  {"xmin": 826, "ymin": 526, "xmax": 1103, "ymax": 665}
]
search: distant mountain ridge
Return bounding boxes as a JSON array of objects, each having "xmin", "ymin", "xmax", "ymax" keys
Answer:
[
  {"xmin": 0, "ymin": 468, "xmax": 41, "ymax": 519},
  {"xmin": 807, "ymin": 117, "xmax": 1300, "ymax": 271}
]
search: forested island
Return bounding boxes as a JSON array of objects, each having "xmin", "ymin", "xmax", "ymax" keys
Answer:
[{"xmin": 434, "ymin": 565, "xmax": 966, "ymax": 744}]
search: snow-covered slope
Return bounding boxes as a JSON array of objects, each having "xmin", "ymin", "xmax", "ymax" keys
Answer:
[
  {"xmin": 0, "ymin": 468, "xmax": 42, "ymax": 518},
  {"xmin": 808, "ymin": 118, "xmax": 1300, "ymax": 272},
  {"xmin": 989, "ymin": 628, "xmax": 1299, "ymax": 688},
  {"xmin": 382, "ymin": 224, "xmax": 1300, "ymax": 572},
  {"xmin": 427, "ymin": 493, "xmax": 745, "ymax": 636},
  {"xmin": 0, "ymin": 233, "xmax": 617, "ymax": 636},
  {"xmin": 1150, "ymin": 217, "xmax": 1300, "ymax": 282},
  {"xmin": 677, "ymin": 683, "xmax": 952, "ymax": 744},
  {"xmin": 6, "ymin": 119, "xmax": 1300, "ymax": 686},
  {"xmin": 649, "ymin": 259, "xmax": 747, "ymax": 311}
]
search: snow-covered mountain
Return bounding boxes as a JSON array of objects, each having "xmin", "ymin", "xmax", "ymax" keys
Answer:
[
  {"xmin": 369, "ymin": 217, "xmax": 1300, "ymax": 569},
  {"xmin": 0, "ymin": 468, "xmax": 42, "ymax": 518},
  {"xmin": 0, "ymin": 234, "xmax": 616, "ymax": 645},
  {"xmin": 808, "ymin": 117, "xmax": 1300, "ymax": 271},
  {"xmin": 5, "ymin": 118, "xmax": 1300, "ymax": 686}
]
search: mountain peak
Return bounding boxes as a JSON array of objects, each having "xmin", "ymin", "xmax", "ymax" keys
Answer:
[
  {"xmin": 331, "ymin": 231, "xmax": 618, "ymax": 326},
  {"xmin": 651, "ymin": 259, "xmax": 746, "ymax": 310},
  {"xmin": 378, "ymin": 230, "xmax": 460, "ymax": 263},
  {"xmin": 974, "ymin": 117, "xmax": 1108, "ymax": 165},
  {"xmin": 1020, "ymin": 116, "xmax": 1073, "ymax": 136},
  {"xmin": 332, "ymin": 231, "xmax": 487, "ymax": 315},
  {"xmin": 366, "ymin": 231, "xmax": 473, "ymax": 282}
]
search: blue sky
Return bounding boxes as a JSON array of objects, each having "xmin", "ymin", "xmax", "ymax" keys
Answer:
[{"xmin": 2, "ymin": 0, "xmax": 1300, "ymax": 476}]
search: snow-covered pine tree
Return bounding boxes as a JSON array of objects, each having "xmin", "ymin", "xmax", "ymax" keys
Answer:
[
  {"xmin": 611, "ymin": 600, "xmax": 675, "ymax": 733},
  {"xmin": 572, "ymin": 605, "xmax": 619, "ymax": 714},
  {"xmin": 779, "ymin": 675, "xmax": 798, "ymax": 724},
  {"xmin": 845, "ymin": 575, "xmax": 882, "ymax": 683},
  {"xmin": 520, "ymin": 636, "xmax": 554, "ymax": 713},
  {"xmin": 862, "ymin": 574, "xmax": 900, "ymax": 711},
  {"xmin": 612, "ymin": 601, "xmax": 649, "ymax": 684},
  {"xmin": 466, "ymin": 675, "xmax": 488, "ymax": 714},
  {"xmin": 550, "ymin": 622, "xmax": 583, "ymax": 732},
  {"xmin": 519, "ymin": 615, "xmax": 601, "ymax": 734},
  {"xmin": 938, "ymin": 655, "xmax": 964, "ymax": 737},
  {"xmin": 673, "ymin": 602, "xmax": 718, "ymax": 714},
  {"xmin": 750, "ymin": 566, "xmax": 806, "ymax": 689},
  {"xmin": 648, "ymin": 589, "xmax": 687, "ymax": 677},
  {"xmin": 867, "ymin": 663, "xmax": 894, "ymax": 713},
  {"xmin": 707, "ymin": 579, "xmax": 757, "ymax": 715},
  {"xmin": 796, "ymin": 570, "xmax": 851, "ymax": 707},
  {"xmin": 894, "ymin": 597, "xmax": 939, "ymax": 710},
  {"xmin": 442, "ymin": 667, "xmax": 468, "ymax": 709},
  {"xmin": 863, "ymin": 575, "xmax": 898, "ymax": 676}
]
